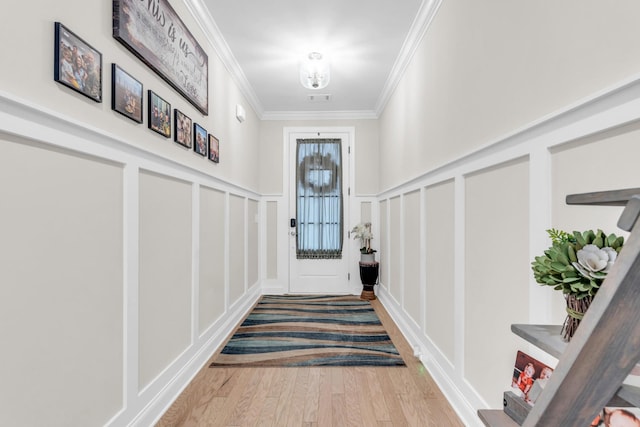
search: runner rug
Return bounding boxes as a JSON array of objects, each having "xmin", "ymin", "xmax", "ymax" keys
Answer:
[{"xmin": 209, "ymin": 295, "xmax": 405, "ymax": 367}]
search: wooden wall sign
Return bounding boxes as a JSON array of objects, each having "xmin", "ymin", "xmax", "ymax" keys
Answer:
[{"xmin": 113, "ymin": 0, "xmax": 208, "ymax": 115}]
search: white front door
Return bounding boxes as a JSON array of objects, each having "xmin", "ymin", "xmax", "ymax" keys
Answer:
[{"xmin": 288, "ymin": 129, "xmax": 351, "ymax": 294}]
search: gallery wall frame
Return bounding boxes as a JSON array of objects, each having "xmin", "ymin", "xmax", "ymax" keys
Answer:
[
  {"xmin": 113, "ymin": 0, "xmax": 209, "ymax": 115},
  {"xmin": 193, "ymin": 123, "xmax": 207, "ymax": 156},
  {"xmin": 111, "ymin": 64, "xmax": 143, "ymax": 123},
  {"xmin": 54, "ymin": 22, "xmax": 102, "ymax": 103},
  {"xmin": 148, "ymin": 90, "xmax": 171, "ymax": 138},
  {"xmin": 208, "ymin": 134, "xmax": 219, "ymax": 163},
  {"xmin": 174, "ymin": 109, "xmax": 192, "ymax": 148}
]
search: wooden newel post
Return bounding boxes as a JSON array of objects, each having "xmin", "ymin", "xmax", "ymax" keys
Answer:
[{"xmin": 359, "ymin": 261, "xmax": 379, "ymax": 300}]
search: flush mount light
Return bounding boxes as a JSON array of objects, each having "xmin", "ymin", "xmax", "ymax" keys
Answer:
[{"xmin": 299, "ymin": 52, "xmax": 330, "ymax": 90}]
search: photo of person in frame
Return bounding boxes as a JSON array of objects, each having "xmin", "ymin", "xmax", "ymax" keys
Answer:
[
  {"xmin": 208, "ymin": 134, "xmax": 219, "ymax": 163},
  {"xmin": 595, "ymin": 408, "xmax": 640, "ymax": 427},
  {"xmin": 55, "ymin": 22, "xmax": 102, "ymax": 102},
  {"xmin": 193, "ymin": 123, "xmax": 207, "ymax": 156},
  {"xmin": 510, "ymin": 351, "xmax": 554, "ymax": 406}
]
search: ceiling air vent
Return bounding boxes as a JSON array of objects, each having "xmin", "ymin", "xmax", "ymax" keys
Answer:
[{"xmin": 307, "ymin": 94, "xmax": 331, "ymax": 102}]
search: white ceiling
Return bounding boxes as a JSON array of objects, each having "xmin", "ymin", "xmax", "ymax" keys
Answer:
[{"xmin": 189, "ymin": 0, "xmax": 439, "ymax": 119}]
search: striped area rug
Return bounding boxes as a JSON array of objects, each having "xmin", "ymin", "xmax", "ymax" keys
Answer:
[{"xmin": 209, "ymin": 295, "xmax": 405, "ymax": 367}]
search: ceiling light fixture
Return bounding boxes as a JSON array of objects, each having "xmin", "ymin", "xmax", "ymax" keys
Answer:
[{"xmin": 299, "ymin": 52, "xmax": 330, "ymax": 90}]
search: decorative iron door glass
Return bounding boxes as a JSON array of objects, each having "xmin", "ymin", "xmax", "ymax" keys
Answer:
[{"xmin": 295, "ymin": 139, "xmax": 343, "ymax": 259}]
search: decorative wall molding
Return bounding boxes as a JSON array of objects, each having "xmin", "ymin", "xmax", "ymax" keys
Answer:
[
  {"xmin": 183, "ymin": 0, "xmax": 442, "ymax": 121},
  {"xmin": 183, "ymin": 0, "xmax": 264, "ymax": 119},
  {"xmin": 375, "ymin": 73, "xmax": 640, "ymax": 425},
  {"xmin": 0, "ymin": 90, "xmax": 263, "ymax": 427},
  {"xmin": 378, "ymin": 72, "xmax": 640, "ymax": 198},
  {"xmin": 125, "ymin": 287, "xmax": 262, "ymax": 427},
  {"xmin": 0, "ymin": 91, "xmax": 259, "ymax": 198},
  {"xmin": 374, "ymin": 0, "xmax": 443, "ymax": 116},
  {"xmin": 261, "ymin": 110, "xmax": 378, "ymax": 121}
]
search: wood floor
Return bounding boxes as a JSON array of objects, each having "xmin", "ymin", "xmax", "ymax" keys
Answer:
[{"xmin": 157, "ymin": 298, "xmax": 464, "ymax": 427}]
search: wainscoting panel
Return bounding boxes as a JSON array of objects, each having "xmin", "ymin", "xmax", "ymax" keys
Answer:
[
  {"xmin": 389, "ymin": 196, "xmax": 402, "ymax": 302},
  {"xmin": 375, "ymin": 76, "xmax": 640, "ymax": 425},
  {"xmin": 379, "ymin": 199, "xmax": 389, "ymax": 290},
  {"xmin": 0, "ymin": 134, "xmax": 124, "ymax": 427},
  {"xmin": 248, "ymin": 199, "xmax": 259, "ymax": 289},
  {"xmin": 425, "ymin": 179, "xmax": 456, "ymax": 364},
  {"xmin": 198, "ymin": 186, "xmax": 227, "ymax": 335},
  {"xmin": 403, "ymin": 190, "xmax": 422, "ymax": 325},
  {"xmin": 228, "ymin": 194, "xmax": 247, "ymax": 306},
  {"xmin": 265, "ymin": 200, "xmax": 278, "ymax": 279},
  {"xmin": 0, "ymin": 92, "xmax": 262, "ymax": 427},
  {"xmin": 138, "ymin": 170, "xmax": 193, "ymax": 391},
  {"xmin": 464, "ymin": 157, "xmax": 530, "ymax": 408}
]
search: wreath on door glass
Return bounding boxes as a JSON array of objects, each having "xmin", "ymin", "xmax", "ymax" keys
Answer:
[{"xmin": 298, "ymin": 153, "xmax": 340, "ymax": 194}]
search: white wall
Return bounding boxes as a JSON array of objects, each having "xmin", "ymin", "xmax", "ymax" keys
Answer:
[
  {"xmin": 376, "ymin": 1, "xmax": 640, "ymax": 425},
  {"xmin": 0, "ymin": 1, "xmax": 262, "ymax": 425},
  {"xmin": 379, "ymin": 0, "xmax": 640, "ymax": 191}
]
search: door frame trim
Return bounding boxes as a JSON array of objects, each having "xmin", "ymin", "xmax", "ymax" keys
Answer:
[{"xmin": 283, "ymin": 126, "xmax": 356, "ymax": 293}]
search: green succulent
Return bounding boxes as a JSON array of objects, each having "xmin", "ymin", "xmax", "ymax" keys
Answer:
[{"xmin": 531, "ymin": 229, "xmax": 624, "ymax": 299}]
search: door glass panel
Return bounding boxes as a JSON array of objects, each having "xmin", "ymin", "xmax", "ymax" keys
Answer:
[{"xmin": 296, "ymin": 138, "xmax": 343, "ymax": 259}]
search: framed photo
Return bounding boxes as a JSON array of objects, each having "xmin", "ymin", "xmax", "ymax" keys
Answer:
[
  {"xmin": 511, "ymin": 350, "xmax": 554, "ymax": 406},
  {"xmin": 174, "ymin": 109, "xmax": 192, "ymax": 148},
  {"xmin": 208, "ymin": 134, "xmax": 219, "ymax": 163},
  {"xmin": 193, "ymin": 123, "xmax": 207, "ymax": 156},
  {"xmin": 113, "ymin": 0, "xmax": 208, "ymax": 115},
  {"xmin": 54, "ymin": 22, "xmax": 102, "ymax": 102},
  {"xmin": 111, "ymin": 64, "xmax": 143, "ymax": 123},
  {"xmin": 592, "ymin": 407, "xmax": 640, "ymax": 426},
  {"xmin": 148, "ymin": 90, "xmax": 171, "ymax": 138}
]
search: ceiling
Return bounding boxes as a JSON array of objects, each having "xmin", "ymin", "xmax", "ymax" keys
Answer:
[{"xmin": 189, "ymin": 0, "xmax": 438, "ymax": 120}]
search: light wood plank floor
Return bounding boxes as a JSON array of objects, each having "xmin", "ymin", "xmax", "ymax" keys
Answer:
[{"xmin": 157, "ymin": 298, "xmax": 464, "ymax": 427}]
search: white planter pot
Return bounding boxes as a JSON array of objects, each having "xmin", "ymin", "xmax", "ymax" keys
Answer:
[{"xmin": 360, "ymin": 253, "xmax": 375, "ymax": 263}]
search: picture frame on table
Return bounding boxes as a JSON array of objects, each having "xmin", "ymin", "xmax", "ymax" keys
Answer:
[
  {"xmin": 208, "ymin": 134, "xmax": 219, "ymax": 163},
  {"xmin": 111, "ymin": 64, "xmax": 143, "ymax": 123},
  {"xmin": 54, "ymin": 22, "xmax": 102, "ymax": 103},
  {"xmin": 511, "ymin": 350, "xmax": 554, "ymax": 406},
  {"xmin": 193, "ymin": 123, "xmax": 207, "ymax": 156},
  {"xmin": 148, "ymin": 90, "xmax": 171, "ymax": 138},
  {"xmin": 174, "ymin": 109, "xmax": 192, "ymax": 148}
]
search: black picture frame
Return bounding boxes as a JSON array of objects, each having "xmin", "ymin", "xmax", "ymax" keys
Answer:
[
  {"xmin": 111, "ymin": 64, "xmax": 143, "ymax": 123},
  {"xmin": 174, "ymin": 109, "xmax": 192, "ymax": 148},
  {"xmin": 113, "ymin": 0, "xmax": 208, "ymax": 115},
  {"xmin": 54, "ymin": 22, "xmax": 102, "ymax": 103},
  {"xmin": 148, "ymin": 90, "xmax": 171, "ymax": 138},
  {"xmin": 208, "ymin": 134, "xmax": 219, "ymax": 163},
  {"xmin": 193, "ymin": 123, "xmax": 207, "ymax": 156}
]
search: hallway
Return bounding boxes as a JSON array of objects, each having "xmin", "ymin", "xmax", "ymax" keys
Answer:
[{"xmin": 157, "ymin": 299, "xmax": 464, "ymax": 426}]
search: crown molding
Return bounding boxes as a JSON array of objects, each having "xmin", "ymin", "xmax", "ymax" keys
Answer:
[
  {"xmin": 183, "ymin": 0, "xmax": 265, "ymax": 118},
  {"xmin": 374, "ymin": 0, "xmax": 443, "ymax": 116},
  {"xmin": 261, "ymin": 110, "xmax": 378, "ymax": 121},
  {"xmin": 184, "ymin": 0, "xmax": 441, "ymax": 122}
]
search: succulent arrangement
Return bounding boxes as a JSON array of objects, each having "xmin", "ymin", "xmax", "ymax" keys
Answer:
[
  {"xmin": 531, "ymin": 229, "xmax": 624, "ymax": 299},
  {"xmin": 531, "ymin": 228, "xmax": 625, "ymax": 340}
]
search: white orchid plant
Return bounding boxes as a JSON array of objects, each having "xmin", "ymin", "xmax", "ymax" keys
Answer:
[
  {"xmin": 351, "ymin": 222, "xmax": 375, "ymax": 254},
  {"xmin": 531, "ymin": 229, "xmax": 624, "ymax": 299}
]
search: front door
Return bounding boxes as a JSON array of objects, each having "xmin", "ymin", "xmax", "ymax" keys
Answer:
[{"xmin": 288, "ymin": 129, "xmax": 351, "ymax": 293}]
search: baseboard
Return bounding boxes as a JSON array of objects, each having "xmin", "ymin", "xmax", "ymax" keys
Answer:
[
  {"xmin": 376, "ymin": 287, "xmax": 482, "ymax": 427},
  {"xmin": 123, "ymin": 287, "xmax": 262, "ymax": 427}
]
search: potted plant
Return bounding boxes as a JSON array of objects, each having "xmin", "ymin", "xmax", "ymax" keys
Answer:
[
  {"xmin": 531, "ymin": 229, "xmax": 624, "ymax": 341},
  {"xmin": 352, "ymin": 222, "xmax": 376, "ymax": 262}
]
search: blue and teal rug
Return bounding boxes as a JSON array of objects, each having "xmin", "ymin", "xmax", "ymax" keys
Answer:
[{"xmin": 209, "ymin": 295, "xmax": 405, "ymax": 367}]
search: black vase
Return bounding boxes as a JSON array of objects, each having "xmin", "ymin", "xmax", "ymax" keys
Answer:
[{"xmin": 359, "ymin": 262, "xmax": 379, "ymax": 300}]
